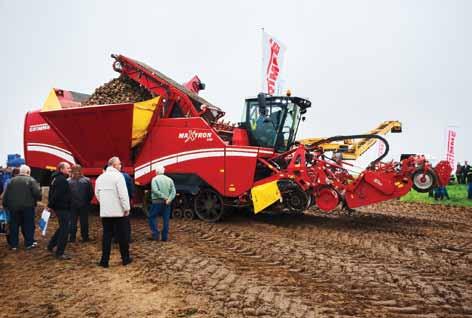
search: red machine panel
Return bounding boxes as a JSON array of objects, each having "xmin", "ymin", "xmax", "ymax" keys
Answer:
[
  {"xmin": 345, "ymin": 172, "xmax": 412, "ymax": 208},
  {"xmin": 40, "ymin": 103, "xmax": 135, "ymax": 167},
  {"xmin": 224, "ymin": 146, "xmax": 258, "ymax": 196},
  {"xmin": 24, "ymin": 111, "xmax": 76, "ymax": 169},
  {"xmin": 134, "ymin": 118, "xmax": 226, "ymax": 191},
  {"xmin": 134, "ymin": 117, "xmax": 261, "ymax": 197}
]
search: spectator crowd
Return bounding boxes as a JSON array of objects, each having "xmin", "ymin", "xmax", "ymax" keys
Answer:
[
  {"xmin": 0, "ymin": 157, "xmax": 175, "ymax": 268},
  {"xmin": 455, "ymin": 161, "xmax": 472, "ymax": 199}
]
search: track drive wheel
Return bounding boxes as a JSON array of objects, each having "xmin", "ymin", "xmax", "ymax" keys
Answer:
[
  {"xmin": 141, "ymin": 189, "xmax": 151, "ymax": 217},
  {"xmin": 194, "ymin": 189, "xmax": 225, "ymax": 222},
  {"xmin": 173, "ymin": 194, "xmax": 188, "ymax": 209},
  {"xmin": 283, "ymin": 188, "xmax": 309, "ymax": 213},
  {"xmin": 183, "ymin": 208, "xmax": 195, "ymax": 219},
  {"xmin": 173, "ymin": 208, "xmax": 184, "ymax": 218},
  {"xmin": 412, "ymin": 169, "xmax": 437, "ymax": 193}
]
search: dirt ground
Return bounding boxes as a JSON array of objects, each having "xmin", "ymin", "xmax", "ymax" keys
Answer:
[{"xmin": 1, "ymin": 200, "xmax": 471, "ymax": 318}]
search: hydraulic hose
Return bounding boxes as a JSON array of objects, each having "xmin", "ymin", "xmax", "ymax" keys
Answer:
[{"xmin": 306, "ymin": 134, "xmax": 390, "ymax": 166}]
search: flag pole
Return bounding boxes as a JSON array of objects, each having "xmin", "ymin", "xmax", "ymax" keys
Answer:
[{"xmin": 261, "ymin": 27, "xmax": 265, "ymax": 93}]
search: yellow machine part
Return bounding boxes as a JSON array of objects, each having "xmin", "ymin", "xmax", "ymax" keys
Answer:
[
  {"xmin": 298, "ymin": 120, "xmax": 402, "ymax": 160},
  {"xmin": 251, "ymin": 180, "xmax": 282, "ymax": 214},
  {"xmin": 131, "ymin": 97, "xmax": 160, "ymax": 147},
  {"xmin": 42, "ymin": 88, "xmax": 160, "ymax": 147},
  {"xmin": 42, "ymin": 89, "xmax": 62, "ymax": 111}
]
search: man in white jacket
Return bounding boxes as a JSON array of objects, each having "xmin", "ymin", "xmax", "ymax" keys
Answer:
[{"xmin": 95, "ymin": 157, "xmax": 132, "ymax": 268}]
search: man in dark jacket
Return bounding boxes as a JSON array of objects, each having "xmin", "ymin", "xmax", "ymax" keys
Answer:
[
  {"xmin": 47, "ymin": 162, "xmax": 72, "ymax": 260},
  {"xmin": 2, "ymin": 165, "xmax": 41, "ymax": 250},
  {"xmin": 466, "ymin": 162, "xmax": 472, "ymax": 199},
  {"xmin": 463, "ymin": 161, "xmax": 470, "ymax": 185},
  {"xmin": 455, "ymin": 163, "xmax": 463, "ymax": 184},
  {"xmin": 68, "ymin": 165, "xmax": 94, "ymax": 242}
]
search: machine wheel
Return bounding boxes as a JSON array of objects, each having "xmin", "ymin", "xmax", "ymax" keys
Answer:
[
  {"xmin": 283, "ymin": 188, "xmax": 309, "ymax": 213},
  {"xmin": 134, "ymin": 187, "xmax": 151, "ymax": 217},
  {"xmin": 194, "ymin": 189, "xmax": 225, "ymax": 222},
  {"xmin": 412, "ymin": 169, "xmax": 437, "ymax": 193},
  {"xmin": 141, "ymin": 190, "xmax": 151, "ymax": 217},
  {"xmin": 183, "ymin": 208, "xmax": 195, "ymax": 219},
  {"xmin": 173, "ymin": 194, "xmax": 189, "ymax": 209},
  {"xmin": 315, "ymin": 185, "xmax": 340, "ymax": 212},
  {"xmin": 173, "ymin": 208, "xmax": 184, "ymax": 218}
]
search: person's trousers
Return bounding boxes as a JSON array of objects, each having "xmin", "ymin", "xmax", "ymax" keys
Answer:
[
  {"xmin": 69, "ymin": 205, "xmax": 90, "ymax": 240},
  {"xmin": 148, "ymin": 203, "xmax": 171, "ymax": 241},
  {"xmin": 444, "ymin": 187, "xmax": 450, "ymax": 200},
  {"xmin": 125, "ymin": 216, "xmax": 132, "ymax": 242},
  {"xmin": 468, "ymin": 183, "xmax": 472, "ymax": 199},
  {"xmin": 9, "ymin": 207, "xmax": 35, "ymax": 248},
  {"xmin": 111, "ymin": 216, "xmax": 131, "ymax": 243},
  {"xmin": 100, "ymin": 217, "xmax": 130, "ymax": 265},
  {"xmin": 48, "ymin": 210, "xmax": 70, "ymax": 256}
]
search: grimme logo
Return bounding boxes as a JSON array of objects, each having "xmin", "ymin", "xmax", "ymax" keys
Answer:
[
  {"xmin": 266, "ymin": 38, "xmax": 281, "ymax": 95},
  {"xmin": 29, "ymin": 123, "xmax": 50, "ymax": 132},
  {"xmin": 178, "ymin": 130, "xmax": 213, "ymax": 143}
]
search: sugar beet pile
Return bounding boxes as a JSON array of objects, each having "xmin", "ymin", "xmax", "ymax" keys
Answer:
[{"xmin": 82, "ymin": 76, "xmax": 152, "ymax": 106}]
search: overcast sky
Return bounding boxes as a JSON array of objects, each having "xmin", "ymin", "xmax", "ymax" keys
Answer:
[{"xmin": 1, "ymin": 0, "xmax": 470, "ymax": 168}]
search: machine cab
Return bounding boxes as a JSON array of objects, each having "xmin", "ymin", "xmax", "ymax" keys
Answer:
[{"xmin": 242, "ymin": 94, "xmax": 311, "ymax": 152}]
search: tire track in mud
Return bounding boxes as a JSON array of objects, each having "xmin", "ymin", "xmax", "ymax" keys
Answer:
[
  {"xmin": 2, "ymin": 202, "xmax": 471, "ymax": 318},
  {"xmin": 253, "ymin": 209, "xmax": 472, "ymax": 266},
  {"xmin": 362, "ymin": 201, "xmax": 472, "ymax": 229},
  {"xmin": 358, "ymin": 202, "xmax": 472, "ymax": 260},
  {"xmin": 131, "ymin": 224, "xmax": 323, "ymax": 317},
  {"xmin": 160, "ymin": 204, "xmax": 472, "ymax": 318}
]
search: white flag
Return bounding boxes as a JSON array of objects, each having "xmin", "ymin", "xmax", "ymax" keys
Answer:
[{"xmin": 262, "ymin": 31, "xmax": 287, "ymax": 96}]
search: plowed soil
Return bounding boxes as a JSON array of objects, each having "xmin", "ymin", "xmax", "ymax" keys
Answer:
[{"xmin": 1, "ymin": 201, "xmax": 471, "ymax": 318}]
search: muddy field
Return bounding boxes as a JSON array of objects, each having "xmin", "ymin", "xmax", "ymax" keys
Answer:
[{"xmin": 1, "ymin": 201, "xmax": 471, "ymax": 318}]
